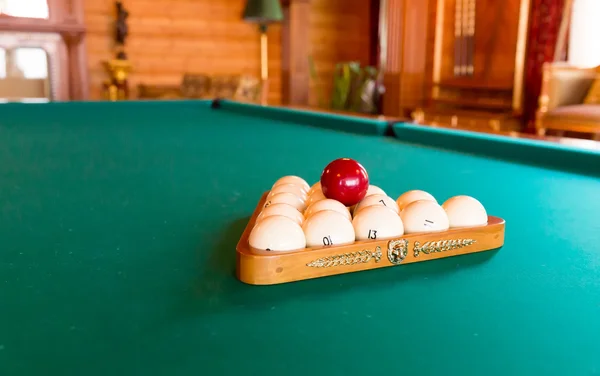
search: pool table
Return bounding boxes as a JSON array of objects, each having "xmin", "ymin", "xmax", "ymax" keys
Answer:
[{"xmin": 1, "ymin": 99, "xmax": 599, "ymax": 376}]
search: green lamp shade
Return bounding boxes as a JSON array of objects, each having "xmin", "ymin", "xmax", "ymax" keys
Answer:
[{"xmin": 242, "ymin": 0, "xmax": 284, "ymax": 23}]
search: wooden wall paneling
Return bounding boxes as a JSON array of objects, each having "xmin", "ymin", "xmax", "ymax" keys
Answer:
[
  {"xmin": 308, "ymin": 0, "xmax": 372, "ymax": 107},
  {"xmin": 85, "ymin": 0, "xmax": 372, "ymax": 105},
  {"xmin": 266, "ymin": 25, "xmax": 282, "ymax": 105},
  {"xmin": 370, "ymin": 0, "xmax": 381, "ymax": 67},
  {"xmin": 281, "ymin": 0, "xmax": 311, "ymax": 105},
  {"xmin": 399, "ymin": 0, "xmax": 429, "ymax": 113},
  {"xmin": 281, "ymin": 2, "xmax": 291, "ymax": 104},
  {"xmin": 401, "ymin": 0, "xmax": 429, "ymax": 112},
  {"xmin": 381, "ymin": 0, "xmax": 430, "ymax": 117},
  {"xmin": 424, "ymin": 0, "xmax": 438, "ymax": 102},
  {"xmin": 84, "ymin": 0, "xmax": 373, "ymax": 104},
  {"xmin": 382, "ymin": 0, "xmax": 404, "ymax": 116},
  {"xmin": 512, "ymin": 0, "xmax": 531, "ymax": 113},
  {"xmin": 84, "ymin": 0, "xmax": 282, "ymax": 103}
]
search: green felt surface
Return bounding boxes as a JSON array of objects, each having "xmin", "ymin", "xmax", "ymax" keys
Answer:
[{"xmin": 1, "ymin": 101, "xmax": 599, "ymax": 376}]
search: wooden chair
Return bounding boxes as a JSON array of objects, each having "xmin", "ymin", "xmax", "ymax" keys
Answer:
[{"xmin": 536, "ymin": 62, "xmax": 600, "ymax": 140}]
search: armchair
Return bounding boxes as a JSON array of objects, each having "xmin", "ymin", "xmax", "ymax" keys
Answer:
[{"xmin": 536, "ymin": 62, "xmax": 600, "ymax": 139}]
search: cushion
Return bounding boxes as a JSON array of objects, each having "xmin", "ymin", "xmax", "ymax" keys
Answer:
[
  {"xmin": 180, "ymin": 74, "xmax": 211, "ymax": 98},
  {"xmin": 210, "ymin": 75, "xmax": 241, "ymax": 98},
  {"xmin": 137, "ymin": 84, "xmax": 181, "ymax": 99},
  {"xmin": 546, "ymin": 104, "xmax": 600, "ymax": 122},
  {"xmin": 546, "ymin": 67, "xmax": 597, "ymax": 109},
  {"xmin": 584, "ymin": 78, "xmax": 600, "ymax": 104},
  {"xmin": 233, "ymin": 76, "xmax": 262, "ymax": 102}
]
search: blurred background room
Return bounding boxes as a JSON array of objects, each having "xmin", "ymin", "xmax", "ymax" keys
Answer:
[{"xmin": 1, "ymin": 0, "xmax": 599, "ymax": 140}]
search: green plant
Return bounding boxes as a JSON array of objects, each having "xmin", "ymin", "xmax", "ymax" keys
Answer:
[
  {"xmin": 331, "ymin": 61, "xmax": 382, "ymax": 114},
  {"xmin": 308, "ymin": 55, "xmax": 325, "ymax": 108},
  {"xmin": 308, "ymin": 58, "xmax": 383, "ymax": 114},
  {"xmin": 330, "ymin": 62, "xmax": 352, "ymax": 110},
  {"xmin": 353, "ymin": 65, "xmax": 380, "ymax": 114}
]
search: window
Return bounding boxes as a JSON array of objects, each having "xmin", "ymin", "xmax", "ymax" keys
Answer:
[
  {"xmin": 0, "ymin": 47, "xmax": 50, "ymax": 102},
  {"xmin": 0, "ymin": 0, "xmax": 87, "ymax": 100},
  {"xmin": 14, "ymin": 48, "xmax": 48, "ymax": 79},
  {"xmin": 569, "ymin": 0, "xmax": 600, "ymax": 68},
  {"xmin": 0, "ymin": 0, "xmax": 49, "ymax": 19}
]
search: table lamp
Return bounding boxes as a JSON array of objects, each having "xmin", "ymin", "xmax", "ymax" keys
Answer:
[{"xmin": 243, "ymin": 0, "xmax": 284, "ymax": 84}]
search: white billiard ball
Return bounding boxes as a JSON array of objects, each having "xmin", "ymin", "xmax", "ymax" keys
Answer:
[
  {"xmin": 304, "ymin": 199, "xmax": 351, "ymax": 221},
  {"xmin": 365, "ymin": 185, "xmax": 386, "ymax": 197},
  {"xmin": 268, "ymin": 183, "xmax": 308, "ymax": 202},
  {"xmin": 442, "ymin": 195, "xmax": 488, "ymax": 228},
  {"xmin": 302, "ymin": 210, "xmax": 355, "ymax": 248},
  {"xmin": 264, "ymin": 192, "xmax": 306, "ymax": 211},
  {"xmin": 352, "ymin": 205, "xmax": 404, "ymax": 241},
  {"xmin": 257, "ymin": 203, "xmax": 304, "ymax": 226},
  {"xmin": 249, "ymin": 215, "xmax": 306, "ymax": 251},
  {"xmin": 307, "ymin": 181, "xmax": 321, "ymax": 196},
  {"xmin": 396, "ymin": 190, "xmax": 437, "ymax": 211},
  {"xmin": 305, "ymin": 189, "xmax": 327, "ymax": 208},
  {"xmin": 272, "ymin": 175, "xmax": 310, "ymax": 193},
  {"xmin": 353, "ymin": 194, "xmax": 399, "ymax": 216},
  {"xmin": 400, "ymin": 200, "xmax": 449, "ymax": 234}
]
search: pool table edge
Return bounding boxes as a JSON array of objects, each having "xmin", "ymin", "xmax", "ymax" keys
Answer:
[
  {"xmin": 391, "ymin": 123, "xmax": 600, "ymax": 177},
  {"xmin": 212, "ymin": 99, "xmax": 394, "ymax": 137}
]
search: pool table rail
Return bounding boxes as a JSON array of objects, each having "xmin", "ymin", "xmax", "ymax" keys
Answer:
[
  {"xmin": 392, "ymin": 123, "xmax": 600, "ymax": 178},
  {"xmin": 236, "ymin": 192, "xmax": 506, "ymax": 285},
  {"xmin": 213, "ymin": 100, "xmax": 393, "ymax": 136}
]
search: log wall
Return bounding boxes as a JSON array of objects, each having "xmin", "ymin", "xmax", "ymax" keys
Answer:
[{"xmin": 83, "ymin": 0, "xmax": 372, "ymax": 105}]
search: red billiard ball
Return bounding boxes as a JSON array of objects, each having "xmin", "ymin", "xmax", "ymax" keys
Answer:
[{"xmin": 320, "ymin": 158, "xmax": 369, "ymax": 207}]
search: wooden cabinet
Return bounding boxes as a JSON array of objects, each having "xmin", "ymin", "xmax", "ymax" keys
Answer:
[
  {"xmin": 381, "ymin": 0, "xmax": 531, "ymax": 132},
  {"xmin": 421, "ymin": 0, "xmax": 531, "ymax": 131}
]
